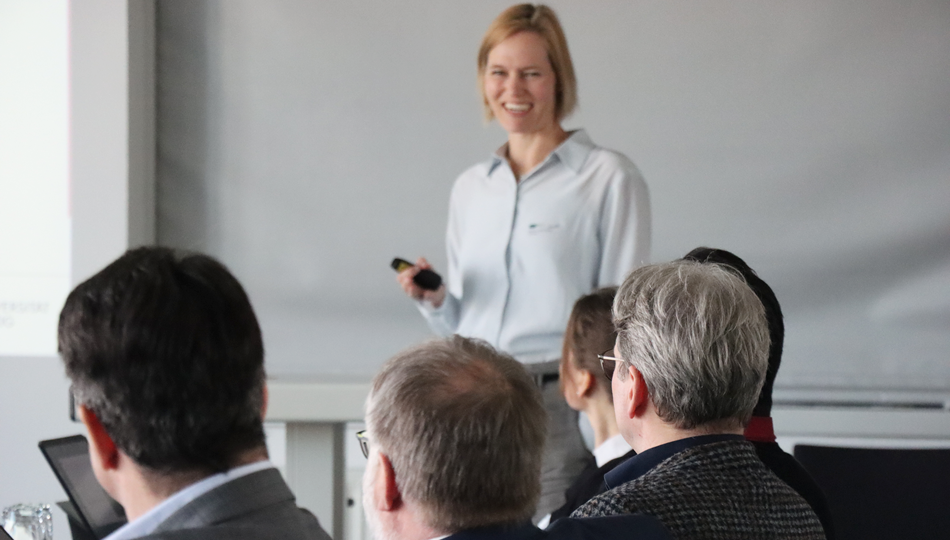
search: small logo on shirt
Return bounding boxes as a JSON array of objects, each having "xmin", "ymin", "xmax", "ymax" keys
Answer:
[{"xmin": 528, "ymin": 223, "xmax": 561, "ymax": 234}]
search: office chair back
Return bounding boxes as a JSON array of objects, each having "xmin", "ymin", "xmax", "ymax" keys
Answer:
[{"xmin": 794, "ymin": 444, "xmax": 950, "ymax": 540}]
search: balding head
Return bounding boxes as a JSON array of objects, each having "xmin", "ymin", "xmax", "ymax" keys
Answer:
[{"xmin": 365, "ymin": 336, "xmax": 546, "ymax": 534}]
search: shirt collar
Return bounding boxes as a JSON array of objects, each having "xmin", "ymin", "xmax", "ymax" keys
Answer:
[
  {"xmin": 603, "ymin": 434, "xmax": 744, "ymax": 489},
  {"xmin": 104, "ymin": 460, "xmax": 274, "ymax": 540},
  {"xmin": 487, "ymin": 129, "xmax": 594, "ymax": 177},
  {"xmin": 592, "ymin": 434, "xmax": 632, "ymax": 468},
  {"xmin": 553, "ymin": 129, "xmax": 594, "ymax": 174}
]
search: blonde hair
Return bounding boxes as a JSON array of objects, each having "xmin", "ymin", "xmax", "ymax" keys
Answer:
[{"xmin": 477, "ymin": 4, "xmax": 577, "ymax": 122}]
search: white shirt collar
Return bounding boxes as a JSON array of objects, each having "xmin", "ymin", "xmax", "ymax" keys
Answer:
[
  {"xmin": 487, "ymin": 129, "xmax": 594, "ymax": 176},
  {"xmin": 104, "ymin": 460, "xmax": 274, "ymax": 540},
  {"xmin": 592, "ymin": 434, "xmax": 632, "ymax": 468}
]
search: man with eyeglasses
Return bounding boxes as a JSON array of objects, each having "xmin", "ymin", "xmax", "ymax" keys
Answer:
[
  {"xmin": 572, "ymin": 261, "xmax": 826, "ymax": 540},
  {"xmin": 359, "ymin": 335, "xmax": 670, "ymax": 540}
]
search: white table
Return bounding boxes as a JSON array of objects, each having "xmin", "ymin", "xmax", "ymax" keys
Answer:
[{"xmin": 266, "ymin": 378, "xmax": 372, "ymax": 540}]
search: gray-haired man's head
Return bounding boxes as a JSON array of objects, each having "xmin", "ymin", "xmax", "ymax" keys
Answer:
[
  {"xmin": 612, "ymin": 260, "xmax": 769, "ymax": 434},
  {"xmin": 363, "ymin": 336, "xmax": 546, "ymax": 535}
]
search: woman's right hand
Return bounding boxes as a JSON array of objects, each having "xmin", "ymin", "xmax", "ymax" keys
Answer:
[{"xmin": 396, "ymin": 257, "xmax": 446, "ymax": 308}]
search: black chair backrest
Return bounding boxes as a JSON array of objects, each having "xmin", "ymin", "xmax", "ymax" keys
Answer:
[{"xmin": 794, "ymin": 444, "xmax": 950, "ymax": 540}]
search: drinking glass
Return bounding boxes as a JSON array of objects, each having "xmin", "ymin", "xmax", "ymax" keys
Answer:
[{"xmin": 1, "ymin": 504, "xmax": 53, "ymax": 540}]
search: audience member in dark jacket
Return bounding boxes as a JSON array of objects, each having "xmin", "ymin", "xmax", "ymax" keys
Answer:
[
  {"xmin": 362, "ymin": 336, "xmax": 671, "ymax": 540},
  {"xmin": 571, "ymin": 261, "xmax": 826, "ymax": 540},
  {"xmin": 683, "ymin": 247, "xmax": 835, "ymax": 540}
]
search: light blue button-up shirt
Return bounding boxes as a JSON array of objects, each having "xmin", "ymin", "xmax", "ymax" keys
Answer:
[{"xmin": 419, "ymin": 130, "xmax": 650, "ymax": 364}]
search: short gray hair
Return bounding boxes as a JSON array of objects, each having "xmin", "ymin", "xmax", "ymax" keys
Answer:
[
  {"xmin": 365, "ymin": 336, "xmax": 546, "ymax": 531},
  {"xmin": 613, "ymin": 261, "xmax": 769, "ymax": 431}
]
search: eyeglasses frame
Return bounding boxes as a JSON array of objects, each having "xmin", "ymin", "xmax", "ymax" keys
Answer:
[
  {"xmin": 597, "ymin": 349, "xmax": 621, "ymax": 381},
  {"xmin": 356, "ymin": 429, "xmax": 370, "ymax": 458}
]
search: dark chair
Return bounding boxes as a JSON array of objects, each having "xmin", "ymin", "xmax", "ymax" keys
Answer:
[{"xmin": 793, "ymin": 444, "xmax": 950, "ymax": 540}]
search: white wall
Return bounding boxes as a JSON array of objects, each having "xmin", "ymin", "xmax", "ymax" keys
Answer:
[
  {"xmin": 0, "ymin": 1, "xmax": 70, "ymax": 358},
  {"xmin": 0, "ymin": 0, "xmax": 77, "ymax": 519},
  {"xmin": 154, "ymin": 1, "xmax": 950, "ymax": 401}
]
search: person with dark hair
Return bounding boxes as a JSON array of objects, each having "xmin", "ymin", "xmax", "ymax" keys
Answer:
[
  {"xmin": 58, "ymin": 247, "xmax": 331, "ymax": 540},
  {"xmin": 538, "ymin": 288, "xmax": 634, "ymax": 526},
  {"xmin": 571, "ymin": 261, "xmax": 825, "ymax": 540},
  {"xmin": 682, "ymin": 247, "xmax": 835, "ymax": 539},
  {"xmin": 361, "ymin": 335, "xmax": 670, "ymax": 540},
  {"xmin": 395, "ymin": 3, "xmax": 650, "ymax": 518}
]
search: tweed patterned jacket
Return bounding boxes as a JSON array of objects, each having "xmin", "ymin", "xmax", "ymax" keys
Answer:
[{"xmin": 572, "ymin": 440, "xmax": 826, "ymax": 540}]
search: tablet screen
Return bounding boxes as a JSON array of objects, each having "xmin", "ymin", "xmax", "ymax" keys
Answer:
[{"xmin": 38, "ymin": 435, "xmax": 126, "ymax": 539}]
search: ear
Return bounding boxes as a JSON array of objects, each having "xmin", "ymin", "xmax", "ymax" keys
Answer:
[
  {"xmin": 621, "ymin": 364, "xmax": 649, "ymax": 420},
  {"xmin": 576, "ymin": 368, "xmax": 594, "ymax": 398},
  {"xmin": 79, "ymin": 406, "xmax": 120, "ymax": 471},
  {"xmin": 628, "ymin": 365, "xmax": 650, "ymax": 419},
  {"xmin": 373, "ymin": 452, "xmax": 402, "ymax": 511}
]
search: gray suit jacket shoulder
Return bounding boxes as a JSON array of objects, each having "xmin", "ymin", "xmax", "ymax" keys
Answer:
[
  {"xmin": 573, "ymin": 440, "xmax": 825, "ymax": 540},
  {"xmin": 140, "ymin": 468, "xmax": 331, "ymax": 540}
]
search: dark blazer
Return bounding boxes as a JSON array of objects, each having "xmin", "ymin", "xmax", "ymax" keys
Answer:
[
  {"xmin": 447, "ymin": 515, "xmax": 671, "ymax": 540},
  {"xmin": 548, "ymin": 450, "xmax": 637, "ymax": 522},
  {"xmin": 142, "ymin": 468, "xmax": 332, "ymax": 540},
  {"xmin": 574, "ymin": 440, "xmax": 825, "ymax": 540},
  {"xmin": 753, "ymin": 441, "xmax": 836, "ymax": 540}
]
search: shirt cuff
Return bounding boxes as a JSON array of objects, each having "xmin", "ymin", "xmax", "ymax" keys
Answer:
[{"xmin": 416, "ymin": 296, "xmax": 447, "ymax": 315}]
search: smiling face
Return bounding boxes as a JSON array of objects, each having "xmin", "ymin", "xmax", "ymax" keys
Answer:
[{"xmin": 483, "ymin": 31, "xmax": 560, "ymax": 136}]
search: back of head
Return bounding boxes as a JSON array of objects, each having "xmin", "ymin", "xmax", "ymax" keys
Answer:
[
  {"xmin": 613, "ymin": 261, "xmax": 769, "ymax": 432},
  {"xmin": 58, "ymin": 247, "xmax": 266, "ymax": 475},
  {"xmin": 561, "ymin": 287, "xmax": 618, "ymax": 399},
  {"xmin": 478, "ymin": 3, "xmax": 577, "ymax": 121},
  {"xmin": 682, "ymin": 247, "xmax": 784, "ymax": 417},
  {"xmin": 366, "ymin": 336, "xmax": 546, "ymax": 532}
]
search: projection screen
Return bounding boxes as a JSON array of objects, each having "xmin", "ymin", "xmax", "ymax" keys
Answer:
[{"xmin": 155, "ymin": 1, "xmax": 950, "ymax": 405}]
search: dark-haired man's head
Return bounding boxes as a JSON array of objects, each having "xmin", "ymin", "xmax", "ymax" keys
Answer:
[
  {"xmin": 682, "ymin": 247, "xmax": 783, "ymax": 417},
  {"xmin": 59, "ymin": 247, "xmax": 267, "ymax": 513},
  {"xmin": 362, "ymin": 336, "xmax": 546, "ymax": 540}
]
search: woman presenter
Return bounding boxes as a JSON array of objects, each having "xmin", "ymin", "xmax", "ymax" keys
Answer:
[{"xmin": 397, "ymin": 4, "xmax": 650, "ymax": 518}]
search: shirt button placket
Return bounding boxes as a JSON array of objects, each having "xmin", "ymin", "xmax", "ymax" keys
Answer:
[{"xmin": 497, "ymin": 165, "xmax": 519, "ymax": 348}]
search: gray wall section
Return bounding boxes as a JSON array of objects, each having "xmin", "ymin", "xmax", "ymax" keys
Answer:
[{"xmin": 155, "ymin": 1, "xmax": 950, "ymax": 396}]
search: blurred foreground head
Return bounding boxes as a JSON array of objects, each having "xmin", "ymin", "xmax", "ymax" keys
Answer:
[{"xmin": 363, "ymin": 336, "xmax": 546, "ymax": 538}]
